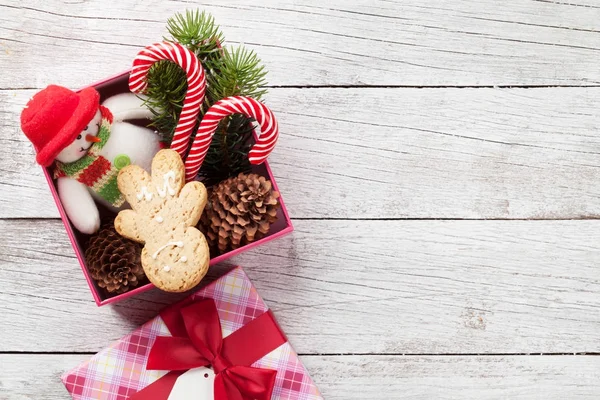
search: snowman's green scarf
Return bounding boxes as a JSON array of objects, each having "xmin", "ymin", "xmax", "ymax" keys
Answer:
[{"xmin": 54, "ymin": 106, "xmax": 125, "ymax": 207}]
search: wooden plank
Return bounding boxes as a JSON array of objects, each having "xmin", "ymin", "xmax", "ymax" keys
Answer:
[
  {"xmin": 1, "ymin": 219, "xmax": 599, "ymax": 354},
  {"xmin": 1, "ymin": 0, "xmax": 600, "ymax": 88},
  {"xmin": 2, "ymin": 354, "xmax": 599, "ymax": 399},
  {"xmin": 3, "ymin": 87, "xmax": 600, "ymax": 219}
]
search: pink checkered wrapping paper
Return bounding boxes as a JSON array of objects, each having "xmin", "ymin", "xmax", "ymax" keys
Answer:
[{"xmin": 61, "ymin": 267, "xmax": 323, "ymax": 400}]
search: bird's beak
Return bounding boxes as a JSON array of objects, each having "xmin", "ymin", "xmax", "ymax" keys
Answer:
[{"xmin": 86, "ymin": 134, "xmax": 101, "ymax": 143}]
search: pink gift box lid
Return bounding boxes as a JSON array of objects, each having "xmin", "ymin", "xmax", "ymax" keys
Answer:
[
  {"xmin": 41, "ymin": 71, "xmax": 293, "ymax": 306},
  {"xmin": 61, "ymin": 266, "xmax": 322, "ymax": 400}
]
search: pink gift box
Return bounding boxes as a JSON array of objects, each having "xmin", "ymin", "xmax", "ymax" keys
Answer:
[
  {"xmin": 41, "ymin": 71, "xmax": 293, "ymax": 306},
  {"xmin": 61, "ymin": 267, "xmax": 322, "ymax": 400}
]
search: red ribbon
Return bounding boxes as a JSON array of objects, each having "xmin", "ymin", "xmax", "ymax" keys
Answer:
[{"xmin": 129, "ymin": 298, "xmax": 287, "ymax": 400}]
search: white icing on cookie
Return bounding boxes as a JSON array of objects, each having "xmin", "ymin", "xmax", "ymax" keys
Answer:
[
  {"xmin": 152, "ymin": 241, "xmax": 184, "ymax": 259},
  {"xmin": 180, "ymin": 256, "xmax": 187, "ymax": 263},
  {"xmin": 155, "ymin": 215, "xmax": 164, "ymax": 223},
  {"xmin": 157, "ymin": 171, "xmax": 177, "ymax": 198},
  {"xmin": 163, "ymin": 265, "xmax": 171, "ymax": 272},
  {"xmin": 137, "ymin": 186, "xmax": 153, "ymax": 201}
]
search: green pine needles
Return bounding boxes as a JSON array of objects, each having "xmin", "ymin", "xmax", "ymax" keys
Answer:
[
  {"xmin": 143, "ymin": 10, "xmax": 269, "ymax": 183},
  {"xmin": 166, "ymin": 10, "xmax": 224, "ymax": 58},
  {"xmin": 145, "ymin": 61, "xmax": 187, "ymax": 138},
  {"xmin": 206, "ymin": 46, "xmax": 267, "ymax": 103}
]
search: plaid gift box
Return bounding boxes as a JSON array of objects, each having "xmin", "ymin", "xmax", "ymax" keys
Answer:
[{"xmin": 61, "ymin": 267, "xmax": 322, "ymax": 400}]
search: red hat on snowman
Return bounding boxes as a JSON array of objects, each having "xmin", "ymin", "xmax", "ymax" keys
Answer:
[{"xmin": 20, "ymin": 85, "xmax": 100, "ymax": 167}]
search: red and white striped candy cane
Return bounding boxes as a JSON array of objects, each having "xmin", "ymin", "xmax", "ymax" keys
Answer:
[
  {"xmin": 129, "ymin": 42, "xmax": 205, "ymax": 161},
  {"xmin": 184, "ymin": 96, "xmax": 279, "ymax": 181}
]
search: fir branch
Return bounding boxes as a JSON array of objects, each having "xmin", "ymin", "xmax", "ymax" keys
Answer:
[
  {"xmin": 199, "ymin": 46, "xmax": 268, "ymax": 183},
  {"xmin": 205, "ymin": 46, "xmax": 268, "ymax": 103},
  {"xmin": 197, "ymin": 114, "xmax": 254, "ymax": 186},
  {"xmin": 142, "ymin": 10, "xmax": 270, "ymax": 183},
  {"xmin": 143, "ymin": 60, "xmax": 188, "ymax": 142},
  {"xmin": 166, "ymin": 10, "xmax": 224, "ymax": 59}
]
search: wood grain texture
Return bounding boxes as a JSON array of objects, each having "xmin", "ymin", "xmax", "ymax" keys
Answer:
[
  {"xmin": 2, "ymin": 354, "xmax": 600, "ymax": 400},
  {"xmin": 302, "ymin": 355, "xmax": 600, "ymax": 399},
  {"xmin": 1, "ymin": 218, "xmax": 599, "ymax": 354},
  {"xmin": 1, "ymin": 0, "xmax": 600, "ymax": 88},
  {"xmin": 2, "ymin": 0, "xmax": 600, "ymax": 398},
  {"xmin": 3, "ymin": 87, "xmax": 600, "ymax": 219}
]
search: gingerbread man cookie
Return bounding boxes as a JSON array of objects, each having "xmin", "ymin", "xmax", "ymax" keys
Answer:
[{"xmin": 114, "ymin": 149, "xmax": 209, "ymax": 292}]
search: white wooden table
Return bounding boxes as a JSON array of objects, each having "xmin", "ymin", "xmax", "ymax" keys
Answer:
[{"xmin": 1, "ymin": 1, "xmax": 600, "ymax": 399}]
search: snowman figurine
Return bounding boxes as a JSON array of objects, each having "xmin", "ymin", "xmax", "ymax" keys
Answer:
[{"xmin": 21, "ymin": 85, "xmax": 161, "ymax": 234}]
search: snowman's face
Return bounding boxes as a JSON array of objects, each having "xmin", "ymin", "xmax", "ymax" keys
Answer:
[{"xmin": 56, "ymin": 110, "xmax": 102, "ymax": 163}]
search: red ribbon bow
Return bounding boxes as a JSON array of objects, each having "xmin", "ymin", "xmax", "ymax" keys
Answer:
[{"xmin": 130, "ymin": 298, "xmax": 287, "ymax": 400}]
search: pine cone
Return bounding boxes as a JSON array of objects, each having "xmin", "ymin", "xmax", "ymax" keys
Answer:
[
  {"xmin": 199, "ymin": 173, "xmax": 280, "ymax": 254},
  {"xmin": 85, "ymin": 223, "xmax": 146, "ymax": 294}
]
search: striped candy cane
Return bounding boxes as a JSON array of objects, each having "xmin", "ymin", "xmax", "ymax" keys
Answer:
[
  {"xmin": 129, "ymin": 42, "xmax": 206, "ymax": 162},
  {"xmin": 184, "ymin": 96, "xmax": 279, "ymax": 182}
]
